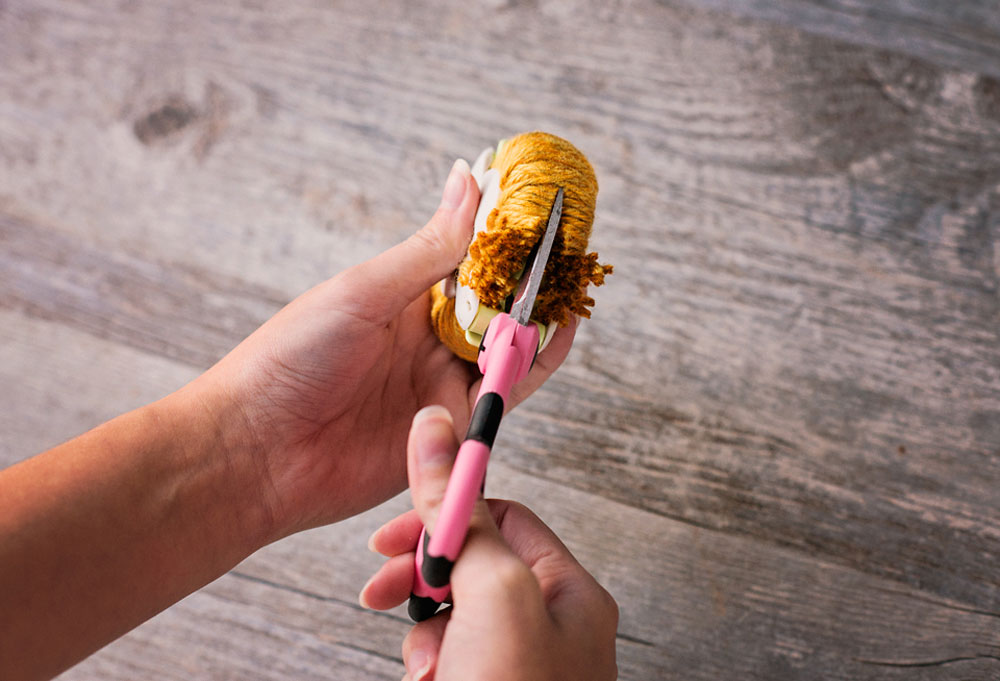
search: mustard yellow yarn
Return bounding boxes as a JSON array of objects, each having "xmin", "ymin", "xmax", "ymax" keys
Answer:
[
  {"xmin": 432, "ymin": 131, "xmax": 612, "ymax": 360},
  {"xmin": 462, "ymin": 132, "xmax": 610, "ymax": 325},
  {"xmin": 430, "ymin": 283, "xmax": 479, "ymax": 362}
]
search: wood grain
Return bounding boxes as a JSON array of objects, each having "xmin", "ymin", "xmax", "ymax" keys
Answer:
[
  {"xmin": 671, "ymin": 0, "xmax": 1000, "ymax": 80},
  {"xmin": 0, "ymin": 213, "xmax": 284, "ymax": 369},
  {"xmin": 2, "ymin": 0, "xmax": 999, "ymax": 679}
]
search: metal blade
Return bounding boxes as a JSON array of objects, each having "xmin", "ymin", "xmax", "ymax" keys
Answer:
[{"xmin": 509, "ymin": 187, "xmax": 563, "ymax": 326}]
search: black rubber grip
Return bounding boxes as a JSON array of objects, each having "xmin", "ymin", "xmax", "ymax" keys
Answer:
[
  {"xmin": 421, "ymin": 530, "xmax": 455, "ymax": 588},
  {"xmin": 464, "ymin": 392, "xmax": 504, "ymax": 448},
  {"xmin": 408, "ymin": 595, "xmax": 440, "ymax": 622}
]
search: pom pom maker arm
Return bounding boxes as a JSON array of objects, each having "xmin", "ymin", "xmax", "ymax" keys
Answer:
[{"xmin": 407, "ymin": 187, "xmax": 566, "ymax": 622}]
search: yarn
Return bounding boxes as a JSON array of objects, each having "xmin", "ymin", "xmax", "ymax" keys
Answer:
[
  {"xmin": 430, "ymin": 283, "xmax": 479, "ymax": 361},
  {"xmin": 431, "ymin": 131, "xmax": 611, "ymax": 362}
]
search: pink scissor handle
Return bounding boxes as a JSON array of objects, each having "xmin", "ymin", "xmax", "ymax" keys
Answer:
[{"xmin": 408, "ymin": 314, "xmax": 540, "ymax": 621}]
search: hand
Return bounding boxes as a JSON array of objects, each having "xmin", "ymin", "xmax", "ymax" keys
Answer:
[
  {"xmin": 184, "ymin": 160, "xmax": 577, "ymax": 540},
  {"xmin": 360, "ymin": 406, "xmax": 619, "ymax": 681}
]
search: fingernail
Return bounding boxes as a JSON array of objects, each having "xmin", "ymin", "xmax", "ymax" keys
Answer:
[
  {"xmin": 412, "ymin": 405, "xmax": 454, "ymax": 467},
  {"xmin": 366, "ymin": 527, "xmax": 379, "ymax": 553},
  {"xmin": 441, "ymin": 158, "xmax": 470, "ymax": 209},
  {"xmin": 414, "ymin": 404, "xmax": 452, "ymax": 426},
  {"xmin": 407, "ymin": 650, "xmax": 432, "ymax": 681},
  {"xmin": 358, "ymin": 576, "xmax": 374, "ymax": 609}
]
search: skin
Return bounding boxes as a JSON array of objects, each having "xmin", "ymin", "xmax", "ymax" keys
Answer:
[
  {"xmin": 361, "ymin": 406, "xmax": 619, "ymax": 681},
  {"xmin": 0, "ymin": 160, "xmax": 589, "ymax": 681}
]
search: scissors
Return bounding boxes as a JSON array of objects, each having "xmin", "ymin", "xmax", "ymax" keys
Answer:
[{"xmin": 407, "ymin": 187, "xmax": 565, "ymax": 622}]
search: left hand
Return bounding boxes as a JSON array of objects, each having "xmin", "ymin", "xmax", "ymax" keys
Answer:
[{"xmin": 183, "ymin": 159, "xmax": 577, "ymax": 541}]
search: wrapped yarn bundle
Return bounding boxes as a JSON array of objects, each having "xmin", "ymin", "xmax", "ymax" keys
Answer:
[{"xmin": 431, "ymin": 131, "xmax": 611, "ymax": 361}]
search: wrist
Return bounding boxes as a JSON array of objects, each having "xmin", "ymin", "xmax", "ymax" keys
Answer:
[{"xmin": 158, "ymin": 380, "xmax": 281, "ymax": 553}]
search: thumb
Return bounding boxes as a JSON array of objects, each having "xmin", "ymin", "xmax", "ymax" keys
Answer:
[
  {"xmin": 408, "ymin": 406, "xmax": 533, "ymax": 601},
  {"xmin": 407, "ymin": 405, "xmax": 461, "ymax": 531},
  {"xmin": 346, "ymin": 159, "xmax": 479, "ymax": 324},
  {"xmin": 407, "ymin": 405, "xmax": 503, "ymax": 555}
]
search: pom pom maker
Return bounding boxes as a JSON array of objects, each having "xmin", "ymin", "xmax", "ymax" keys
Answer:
[{"xmin": 440, "ymin": 144, "xmax": 559, "ymax": 354}]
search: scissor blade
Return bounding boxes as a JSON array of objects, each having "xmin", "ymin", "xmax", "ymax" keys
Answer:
[{"xmin": 509, "ymin": 187, "xmax": 563, "ymax": 326}]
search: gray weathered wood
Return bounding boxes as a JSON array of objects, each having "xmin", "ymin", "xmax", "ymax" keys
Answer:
[
  {"xmin": 0, "ymin": 213, "xmax": 284, "ymax": 369},
  {"xmin": 672, "ymin": 0, "xmax": 1000, "ymax": 80},
  {"xmin": 2, "ymin": 0, "xmax": 999, "ymax": 679}
]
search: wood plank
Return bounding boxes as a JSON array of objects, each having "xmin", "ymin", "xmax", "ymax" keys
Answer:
[
  {"xmin": 671, "ymin": 0, "xmax": 1000, "ymax": 80},
  {"xmin": 57, "ymin": 573, "xmax": 409, "ymax": 681},
  {"xmin": 0, "ymin": 309, "xmax": 200, "ymax": 461},
  {"xmin": 0, "ymin": 212, "xmax": 284, "ymax": 369}
]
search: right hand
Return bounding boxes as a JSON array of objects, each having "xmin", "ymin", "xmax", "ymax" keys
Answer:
[{"xmin": 360, "ymin": 406, "xmax": 619, "ymax": 681}]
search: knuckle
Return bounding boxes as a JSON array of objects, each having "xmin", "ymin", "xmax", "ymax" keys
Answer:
[
  {"xmin": 603, "ymin": 587, "xmax": 620, "ymax": 626},
  {"xmin": 593, "ymin": 582, "xmax": 619, "ymax": 621},
  {"xmin": 489, "ymin": 498, "xmax": 543, "ymax": 532},
  {"xmin": 580, "ymin": 582, "xmax": 619, "ymax": 635},
  {"xmin": 482, "ymin": 557, "xmax": 536, "ymax": 596},
  {"xmin": 502, "ymin": 499, "xmax": 534, "ymax": 521}
]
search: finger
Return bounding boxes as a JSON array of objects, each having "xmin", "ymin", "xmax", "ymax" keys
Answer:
[
  {"xmin": 450, "ymin": 511, "xmax": 546, "ymax": 621},
  {"xmin": 342, "ymin": 159, "xmax": 479, "ymax": 324},
  {"xmin": 402, "ymin": 610, "xmax": 450, "ymax": 681},
  {"xmin": 407, "ymin": 405, "xmax": 460, "ymax": 534},
  {"xmin": 488, "ymin": 499, "xmax": 619, "ymax": 634},
  {"xmin": 368, "ymin": 509, "xmax": 423, "ymax": 557},
  {"xmin": 506, "ymin": 316, "xmax": 578, "ymax": 409},
  {"xmin": 486, "ymin": 499, "xmax": 579, "ymax": 575},
  {"xmin": 358, "ymin": 553, "xmax": 415, "ymax": 610}
]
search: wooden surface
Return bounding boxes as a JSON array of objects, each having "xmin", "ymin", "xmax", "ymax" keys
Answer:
[{"xmin": 2, "ymin": 1, "xmax": 999, "ymax": 679}]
